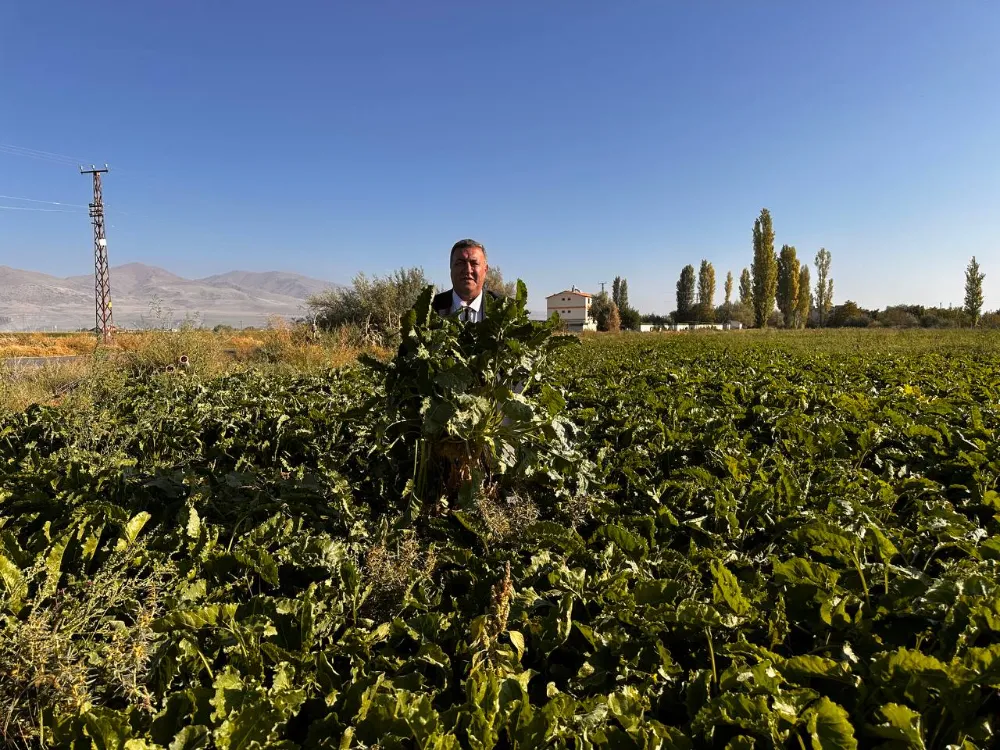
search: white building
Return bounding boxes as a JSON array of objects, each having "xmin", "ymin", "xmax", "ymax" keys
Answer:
[{"xmin": 546, "ymin": 287, "xmax": 597, "ymax": 331}]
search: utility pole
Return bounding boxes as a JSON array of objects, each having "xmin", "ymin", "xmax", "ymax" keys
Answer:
[
  {"xmin": 599, "ymin": 281, "xmax": 608, "ymax": 293},
  {"xmin": 81, "ymin": 165, "xmax": 114, "ymax": 342}
]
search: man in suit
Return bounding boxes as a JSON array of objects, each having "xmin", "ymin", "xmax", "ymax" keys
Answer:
[{"xmin": 432, "ymin": 239, "xmax": 501, "ymax": 322}]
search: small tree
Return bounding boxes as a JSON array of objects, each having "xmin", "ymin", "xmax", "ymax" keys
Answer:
[
  {"xmin": 814, "ymin": 248, "xmax": 833, "ymax": 326},
  {"xmin": 612, "ymin": 277, "xmax": 627, "ymax": 310},
  {"xmin": 723, "ymin": 271, "xmax": 734, "ymax": 321},
  {"xmin": 776, "ymin": 245, "xmax": 800, "ymax": 327},
  {"xmin": 618, "ymin": 306, "xmax": 641, "ymax": 331},
  {"xmin": 618, "ymin": 279, "xmax": 630, "ymax": 312},
  {"xmin": 590, "ymin": 291, "xmax": 620, "ymax": 332},
  {"xmin": 485, "ymin": 266, "xmax": 517, "ymax": 298},
  {"xmin": 697, "ymin": 260, "xmax": 716, "ymax": 322},
  {"xmin": 307, "ymin": 266, "xmax": 430, "ymax": 347},
  {"xmin": 751, "ymin": 208, "xmax": 778, "ymax": 328},
  {"xmin": 739, "ymin": 268, "xmax": 753, "ymax": 310},
  {"xmin": 676, "ymin": 265, "xmax": 696, "ymax": 323},
  {"xmin": 607, "ymin": 303, "xmax": 622, "ymax": 333},
  {"xmin": 964, "ymin": 256, "xmax": 985, "ymax": 326},
  {"xmin": 796, "ymin": 265, "xmax": 811, "ymax": 328},
  {"xmin": 611, "ymin": 277, "xmax": 639, "ymax": 329}
]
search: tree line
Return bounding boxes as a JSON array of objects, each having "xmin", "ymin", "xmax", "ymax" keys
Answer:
[
  {"xmin": 669, "ymin": 209, "xmax": 833, "ymax": 328},
  {"xmin": 303, "ymin": 210, "xmax": 991, "ymax": 342},
  {"xmin": 664, "ymin": 208, "xmax": 990, "ymax": 329}
]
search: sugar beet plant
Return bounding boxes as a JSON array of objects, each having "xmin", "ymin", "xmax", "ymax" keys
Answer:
[
  {"xmin": 2, "ymin": 309, "xmax": 1000, "ymax": 748},
  {"xmin": 353, "ymin": 281, "xmax": 593, "ymax": 524}
]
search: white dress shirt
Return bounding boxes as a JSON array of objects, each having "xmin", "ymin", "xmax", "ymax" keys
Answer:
[{"xmin": 451, "ymin": 290, "xmax": 485, "ymax": 322}]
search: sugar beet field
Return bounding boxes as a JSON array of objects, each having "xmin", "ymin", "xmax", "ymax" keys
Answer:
[{"xmin": 2, "ymin": 294, "xmax": 1000, "ymax": 749}]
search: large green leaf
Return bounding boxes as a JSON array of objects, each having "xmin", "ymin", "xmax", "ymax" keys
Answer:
[
  {"xmin": 868, "ymin": 703, "xmax": 925, "ymax": 749},
  {"xmin": 803, "ymin": 697, "xmax": 857, "ymax": 750},
  {"xmin": 154, "ymin": 603, "xmax": 238, "ymax": 632}
]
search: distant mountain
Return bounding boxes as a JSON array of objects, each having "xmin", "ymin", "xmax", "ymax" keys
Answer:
[
  {"xmin": 199, "ymin": 270, "xmax": 333, "ymax": 300},
  {"xmin": 0, "ymin": 262, "xmax": 341, "ymax": 331},
  {"xmin": 65, "ymin": 262, "xmax": 188, "ymax": 296}
]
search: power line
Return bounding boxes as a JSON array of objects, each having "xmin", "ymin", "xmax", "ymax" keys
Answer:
[
  {"xmin": 0, "ymin": 204, "xmax": 83, "ymax": 213},
  {"xmin": 0, "ymin": 194, "xmax": 88, "ymax": 208},
  {"xmin": 0, "ymin": 142, "xmax": 88, "ymax": 166}
]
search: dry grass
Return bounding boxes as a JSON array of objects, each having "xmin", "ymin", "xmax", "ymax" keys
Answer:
[
  {"xmin": 0, "ymin": 333, "xmax": 97, "ymax": 359},
  {"xmin": 476, "ymin": 490, "xmax": 540, "ymax": 545},
  {"xmin": 0, "ymin": 327, "xmax": 387, "ymax": 412},
  {"xmin": 362, "ymin": 534, "xmax": 437, "ymax": 618},
  {"xmin": 0, "ymin": 550, "xmax": 170, "ymax": 747},
  {"xmin": 0, "ymin": 359, "xmax": 96, "ymax": 412}
]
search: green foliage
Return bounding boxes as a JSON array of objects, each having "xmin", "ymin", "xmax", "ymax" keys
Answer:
[
  {"xmin": 676, "ymin": 265, "xmax": 696, "ymax": 323},
  {"xmin": 965, "ymin": 256, "xmax": 985, "ymax": 326},
  {"xmin": 815, "ymin": 248, "xmax": 834, "ymax": 326},
  {"xmin": 612, "ymin": 278, "xmax": 640, "ymax": 330},
  {"xmin": 739, "ymin": 267, "xmax": 753, "ymax": 310},
  {"xmin": 590, "ymin": 291, "xmax": 620, "ymax": 332},
  {"xmin": 796, "ymin": 264, "xmax": 811, "ymax": 328},
  {"xmin": 697, "ymin": 260, "xmax": 716, "ymax": 323},
  {"xmin": 357, "ymin": 280, "xmax": 591, "ymax": 519},
  {"xmin": 3, "ymin": 324, "xmax": 1000, "ymax": 747},
  {"xmin": 484, "ymin": 265, "xmax": 517, "ymax": 298},
  {"xmin": 723, "ymin": 270, "xmax": 734, "ymax": 321},
  {"xmin": 307, "ymin": 266, "xmax": 430, "ymax": 348},
  {"xmin": 751, "ymin": 208, "xmax": 778, "ymax": 328},
  {"xmin": 828, "ymin": 300, "xmax": 875, "ymax": 328},
  {"xmin": 618, "ymin": 306, "xmax": 641, "ymax": 332},
  {"xmin": 777, "ymin": 245, "xmax": 800, "ymax": 327}
]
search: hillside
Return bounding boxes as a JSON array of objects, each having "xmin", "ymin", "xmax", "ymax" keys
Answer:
[{"xmin": 0, "ymin": 263, "xmax": 340, "ymax": 330}]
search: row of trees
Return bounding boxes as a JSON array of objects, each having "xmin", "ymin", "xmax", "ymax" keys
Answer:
[
  {"xmin": 673, "ymin": 209, "xmax": 837, "ymax": 328},
  {"xmin": 304, "ymin": 224, "xmax": 990, "ymax": 342},
  {"xmin": 820, "ymin": 258, "xmax": 986, "ymax": 329}
]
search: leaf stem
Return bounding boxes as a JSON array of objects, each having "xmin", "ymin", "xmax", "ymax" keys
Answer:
[
  {"xmin": 852, "ymin": 554, "xmax": 870, "ymax": 608},
  {"xmin": 705, "ymin": 627, "xmax": 717, "ymax": 688}
]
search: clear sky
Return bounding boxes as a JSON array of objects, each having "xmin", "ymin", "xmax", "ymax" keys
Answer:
[{"xmin": 2, "ymin": 1, "xmax": 998, "ymax": 315}]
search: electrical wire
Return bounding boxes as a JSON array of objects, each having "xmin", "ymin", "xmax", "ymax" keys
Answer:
[
  {"xmin": 0, "ymin": 204, "xmax": 83, "ymax": 213},
  {"xmin": 0, "ymin": 194, "xmax": 88, "ymax": 208},
  {"xmin": 0, "ymin": 142, "xmax": 89, "ymax": 166}
]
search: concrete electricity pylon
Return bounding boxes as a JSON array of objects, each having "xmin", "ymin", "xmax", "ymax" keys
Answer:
[{"xmin": 81, "ymin": 165, "xmax": 114, "ymax": 342}]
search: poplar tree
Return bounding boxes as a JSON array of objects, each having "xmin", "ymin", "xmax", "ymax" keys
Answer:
[
  {"xmin": 796, "ymin": 265, "xmax": 811, "ymax": 328},
  {"xmin": 739, "ymin": 268, "xmax": 753, "ymax": 308},
  {"xmin": 777, "ymin": 245, "xmax": 800, "ymax": 327},
  {"xmin": 814, "ymin": 248, "xmax": 833, "ymax": 326},
  {"xmin": 618, "ymin": 279, "xmax": 630, "ymax": 312},
  {"xmin": 697, "ymin": 260, "xmax": 716, "ymax": 322},
  {"xmin": 676, "ymin": 265, "xmax": 696, "ymax": 323},
  {"xmin": 965, "ymin": 256, "xmax": 985, "ymax": 326},
  {"xmin": 751, "ymin": 208, "xmax": 778, "ymax": 328},
  {"xmin": 724, "ymin": 271, "xmax": 734, "ymax": 321}
]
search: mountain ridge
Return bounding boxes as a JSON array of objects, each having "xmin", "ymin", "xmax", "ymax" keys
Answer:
[{"xmin": 0, "ymin": 262, "xmax": 341, "ymax": 330}]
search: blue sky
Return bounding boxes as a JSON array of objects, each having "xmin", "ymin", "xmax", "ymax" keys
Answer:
[{"xmin": 1, "ymin": 1, "xmax": 998, "ymax": 315}]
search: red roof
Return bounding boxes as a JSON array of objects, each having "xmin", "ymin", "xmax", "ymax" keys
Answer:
[{"xmin": 546, "ymin": 289, "xmax": 592, "ymax": 298}]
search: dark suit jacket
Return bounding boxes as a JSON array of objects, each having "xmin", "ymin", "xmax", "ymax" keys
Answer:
[{"xmin": 432, "ymin": 288, "xmax": 502, "ymax": 318}]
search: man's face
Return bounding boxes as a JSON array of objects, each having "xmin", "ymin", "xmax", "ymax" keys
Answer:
[{"xmin": 451, "ymin": 246, "xmax": 487, "ymax": 302}]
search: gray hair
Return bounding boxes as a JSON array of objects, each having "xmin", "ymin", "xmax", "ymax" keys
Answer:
[{"xmin": 450, "ymin": 239, "xmax": 487, "ymax": 263}]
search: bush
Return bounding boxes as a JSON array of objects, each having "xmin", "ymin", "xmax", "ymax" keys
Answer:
[
  {"xmin": 876, "ymin": 307, "xmax": 920, "ymax": 328},
  {"xmin": 307, "ymin": 267, "xmax": 430, "ymax": 348},
  {"xmin": 589, "ymin": 292, "xmax": 620, "ymax": 332},
  {"xmin": 618, "ymin": 306, "xmax": 641, "ymax": 331}
]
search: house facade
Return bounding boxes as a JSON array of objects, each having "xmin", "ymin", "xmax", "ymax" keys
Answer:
[{"xmin": 546, "ymin": 287, "xmax": 597, "ymax": 331}]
